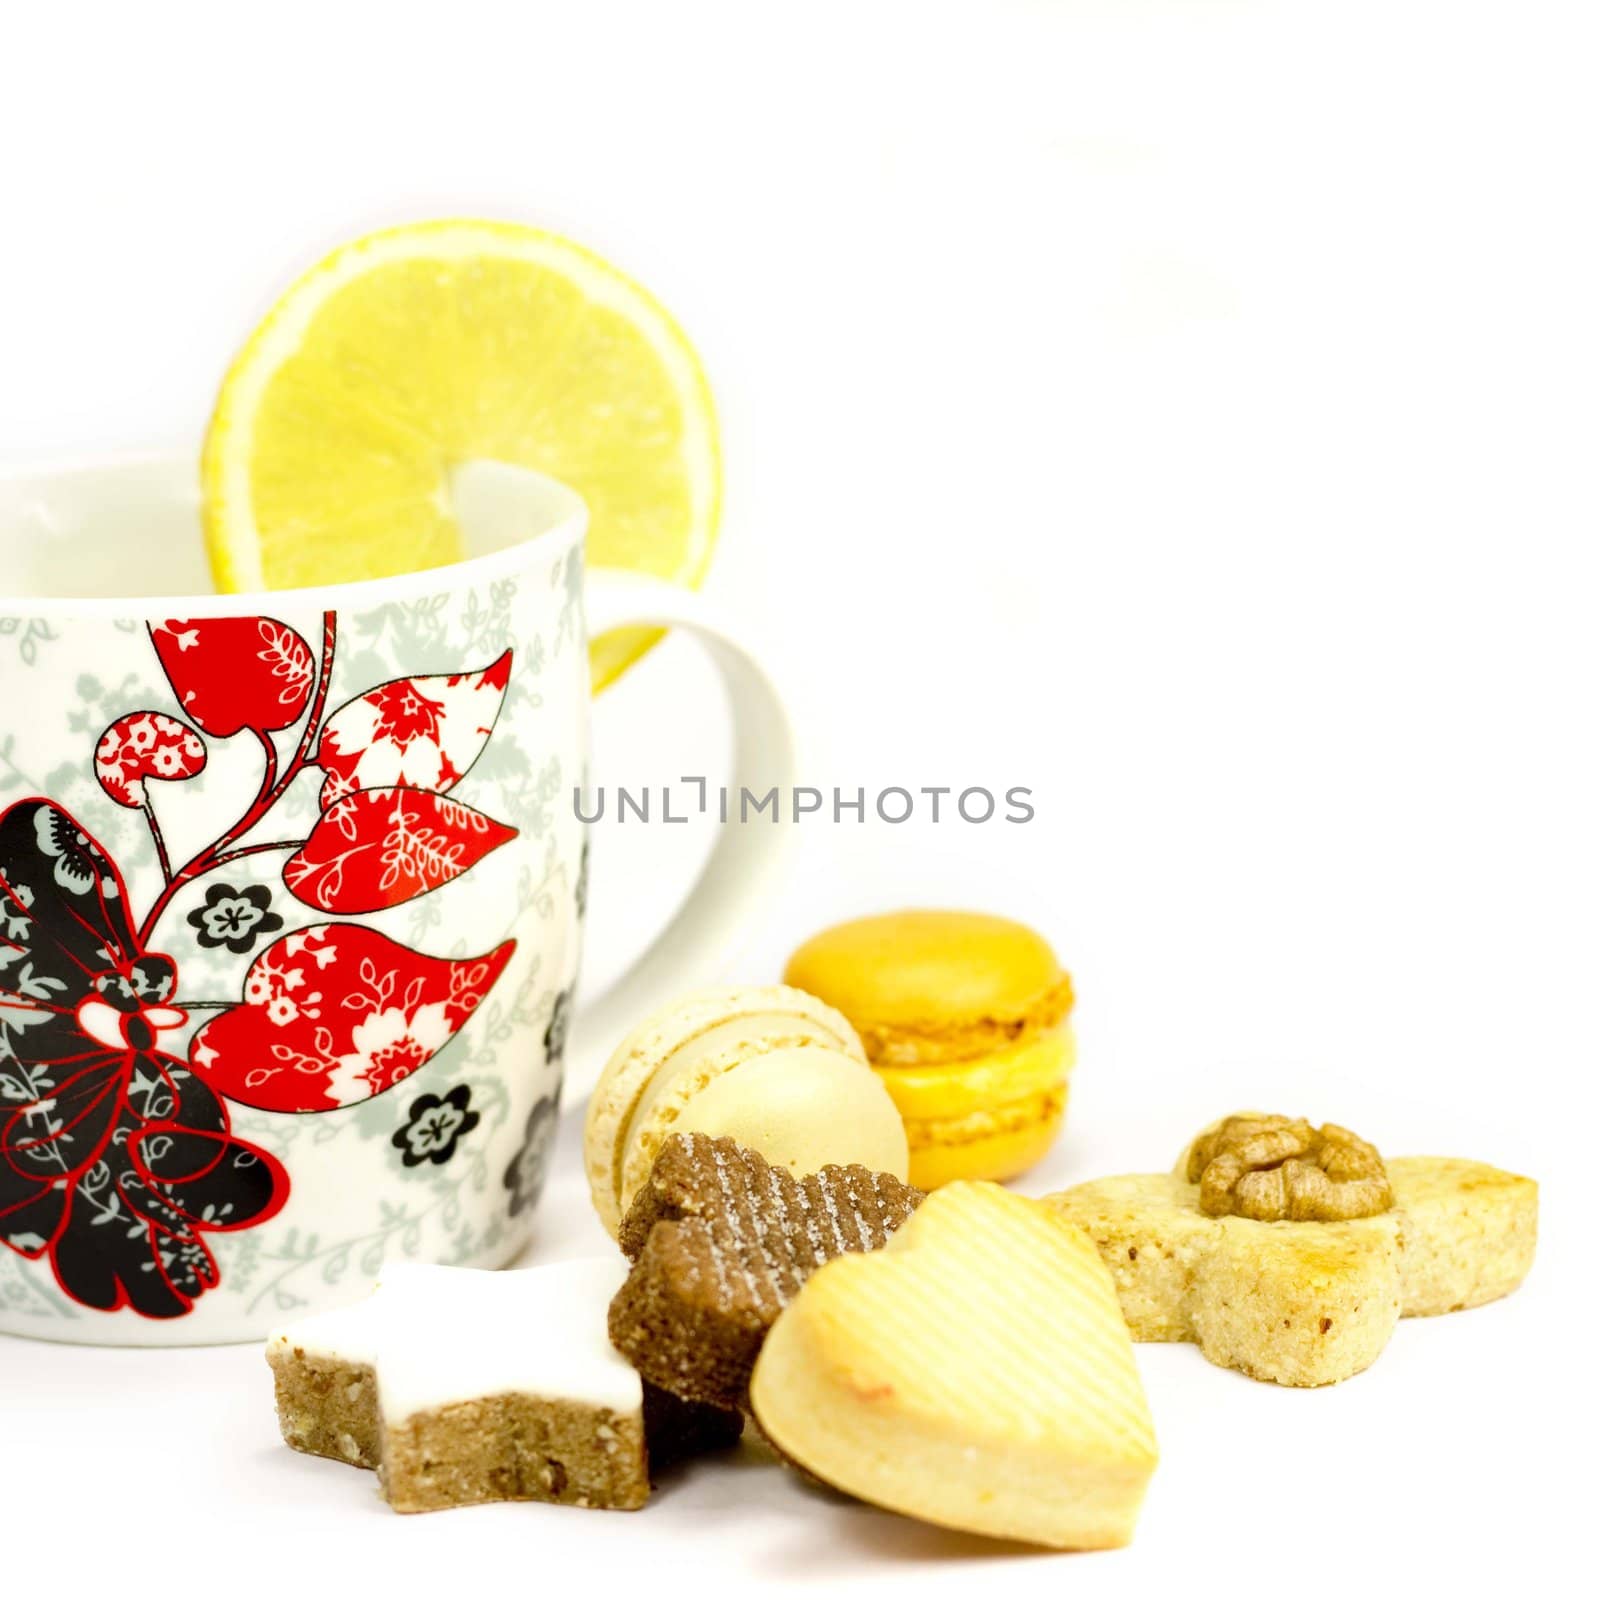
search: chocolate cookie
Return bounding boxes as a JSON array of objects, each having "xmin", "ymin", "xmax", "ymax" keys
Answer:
[
  {"xmin": 609, "ymin": 1132, "xmax": 924, "ymax": 1409},
  {"xmin": 641, "ymin": 1380, "xmax": 746, "ymax": 1468}
]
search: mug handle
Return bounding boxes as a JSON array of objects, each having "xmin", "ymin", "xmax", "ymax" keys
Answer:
[{"xmin": 564, "ymin": 569, "xmax": 795, "ymax": 1090}]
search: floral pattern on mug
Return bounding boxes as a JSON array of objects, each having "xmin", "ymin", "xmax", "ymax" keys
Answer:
[
  {"xmin": 391, "ymin": 1085, "xmax": 481, "ymax": 1169},
  {"xmin": 95, "ymin": 712, "xmax": 206, "ymax": 810},
  {"xmin": 503, "ymin": 1092, "xmax": 559, "ymax": 1219},
  {"xmin": 186, "ymin": 883, "xmax": 284, "ymax": 955},
  {"xmin": 0, "ymin": 611, "xmax": 521, "ymax": 1320},
  {"xmin": 543, "ymin": 987, "xmax": 573, "ymax": 1067}
]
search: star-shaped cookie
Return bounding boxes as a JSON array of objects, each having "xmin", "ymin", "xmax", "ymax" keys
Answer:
[
  {"xmin": 267, "ymin": 1259, "xmax": 739, "ymax": 1512},
  {"xmin": 1045, "ymin": 1113, "xmax": 1537, "ymax": 1387}
]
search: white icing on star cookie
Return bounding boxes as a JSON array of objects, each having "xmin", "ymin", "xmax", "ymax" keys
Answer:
[{"xmin": 267, "ymin": 1257, "xmax": 652, "ymax": 1512}]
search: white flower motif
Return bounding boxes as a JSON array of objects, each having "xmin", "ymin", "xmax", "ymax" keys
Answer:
[
  {"xmin": 266, "ymin": 995, "xmax": 299, "ymax": 1027},
  {"xmin": 325, "ymin": 1002, "xmax": 452, "ymax": 1107},
  {"xmin": 123, "ymin": 715, "xmax": 160, "ymax": 755},
  {"xmin": 317, "ymin": 662, "xmax": 507, "ymax": 803}
]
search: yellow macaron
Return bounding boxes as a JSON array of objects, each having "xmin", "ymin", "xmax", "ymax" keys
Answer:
[
  {"xmin": 582, "ymin": 985, "xmax": 911, "ymax": 1238},
  {"xmin": 783, "ymin": 911, "xmax": 1075, "ymax": 1188}
]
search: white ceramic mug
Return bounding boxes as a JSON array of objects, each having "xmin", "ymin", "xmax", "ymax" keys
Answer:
[{"xmin": 0, "ymin": 455, "xmax": 790, "ymax": 1344}]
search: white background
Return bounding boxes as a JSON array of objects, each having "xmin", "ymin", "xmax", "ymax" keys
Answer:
[{"xmin": 1, "ymin": 2, "xmax": 1594, "ymax": 1595}]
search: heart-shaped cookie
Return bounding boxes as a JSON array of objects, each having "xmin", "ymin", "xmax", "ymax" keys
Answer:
[{"xmin": 748, "ymin": 1181, "xmax": 1158, "ymax": 1550}]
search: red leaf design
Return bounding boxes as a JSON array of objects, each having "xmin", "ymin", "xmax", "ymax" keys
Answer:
[
  {"xmin": 314, "ymin": 649, "xmax": 511, "ymax": 808},
  {"xmin": 150, "ymin": 616, "xmax": 315, "ymax": 737},
  {"xmin": 94, "ymin": 712, "xmax": 207, "ymax": 808},
  {"xmin": 282, "ymin": 789, "xmax": 517, "ymax": 913},
  {"xmin": 188, "ymin": 924, "xmax": 516, "ymax": 1112}
]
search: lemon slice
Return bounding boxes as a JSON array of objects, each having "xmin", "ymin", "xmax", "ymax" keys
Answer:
[{"xmin": 202, "ymin": 220, "xmax": 720, "ymax": 690}]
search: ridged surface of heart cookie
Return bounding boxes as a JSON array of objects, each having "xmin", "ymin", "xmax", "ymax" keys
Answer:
[{"xmin": 749, "ymin": 1181, "xmax": 1158, "ymax": 1549}]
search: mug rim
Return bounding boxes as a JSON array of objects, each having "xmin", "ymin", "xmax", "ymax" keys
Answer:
[{"xmin": 0, "ymin": 448, "xmax": 589, "ymax": 619}]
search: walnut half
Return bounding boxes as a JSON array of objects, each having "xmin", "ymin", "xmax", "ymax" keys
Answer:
[{"xmin": 1185, "ymin": 1113, "xmax": 1393, "ymax": 1222}]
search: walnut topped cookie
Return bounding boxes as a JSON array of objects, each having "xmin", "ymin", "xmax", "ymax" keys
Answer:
[
  {"xmin": 1045, "ymin": 1111, "xmax": 1536, "ymax": 1387},
  {"xmin": 1185, "ymin": 1113, "xmax": 1392, "ymax": 1220}
]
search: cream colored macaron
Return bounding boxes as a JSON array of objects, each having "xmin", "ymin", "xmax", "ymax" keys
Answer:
[{"xmin": 583, "ymin": 986, "xmax": 911, "ymax": 1238}]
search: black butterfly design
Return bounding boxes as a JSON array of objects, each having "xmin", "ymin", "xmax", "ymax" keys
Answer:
[{"xmin": 0, "ymin": 800, "xmax": 287, "ymax": 1319}]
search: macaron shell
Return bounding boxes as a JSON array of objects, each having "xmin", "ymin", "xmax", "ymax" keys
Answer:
[
  {"xmin": 583, "ymin": 985, "xmax": 863, "ymax": 1237},
  {"xmin": 905, "ymin": 1098, "xmax": 1067, "ymax": 1189},
  {"xmin": 870, "ymin": 1026, "xmax": 1073, "ymax": 1187},
  {"xmin": 783, "ymin": 910, "xmax": 1072, "ymax": 1064},
  {"xmin": 873, "ymin": 1029, "xmax": 1073, "ymax": 1122},
  {"xmin": 666, "ymin": 1047, "xmax": 910, "ymax": 1186},
  {"xmin": 616, "ymin": 1021, "xmax": 870, "ymax": 1215}
]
